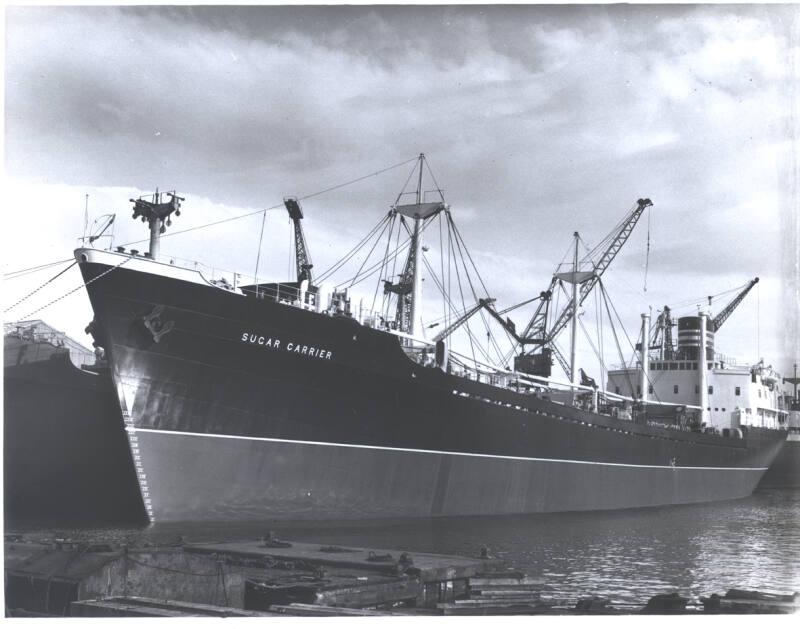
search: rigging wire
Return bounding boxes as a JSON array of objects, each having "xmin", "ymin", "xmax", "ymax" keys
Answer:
[
  {"xmin": 371, "ymin": 213, "xmax": 396, "ymax": 314},
  {"xmin": 347, "ymin": 217, "xmax": 393, "ymax": 289},
  {"xmin": 121, "ymin": 156, "xmax": 419, "ymax": 248},
  {"xmin": 422, "ymin": 159, "xmax": 447, "ymax": 202},
  {"xmin": 439, "ymin": 213, "xmax": 446, "ymax": 335},
  {"xmin": 643, "ymin": 203, "xmax": 651, "ymax": 292},
  {"xmin": 420, "ymin": 253, "xmax": 503, "ymax": 367},
  {"xmin": 121, "ymin": 206, "xmax": 278, "ymax": 247},
  {"xmin": 337, "ymin": 234, "xmax": 411, "ymax": 289},
  {"xmin": 316, "ymin": 213, "xmax": 391, "ymax": 283},
  {"xmin": 302, "ymin": 156, "xmax": 419, "ymax": 204},
  {"xmin": 667, "ymin": 281, "xmax": 751, "ymax": 312},
  {"xmin": 447, "ymin": 214, "xmax": 499, "ymax": 364},
  {"xmin": 252, "ymin": 209, "xmax": 267, "ymax": 294},
  {"xmin": 447, "ymin": 214, "xmax": 478, "ymax": 368},
  {"xmin": 443, "ymin": 212, "xmax": 510, "ymax": 364},
  {"xmin": 393, "ymin": 160, "xmax": 422, "ymax": 206},
  {"xmin": 599, "ymin": 280, "xmax": 637, "ymax": 397},
  {"xmin": 757, "ymin": 280, "xmax": 760, "ymax": 359}
]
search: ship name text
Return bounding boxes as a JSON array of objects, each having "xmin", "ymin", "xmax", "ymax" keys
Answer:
[{"xmin": 241, "ymin": 332, "xmax": 332, "ymax": 360}]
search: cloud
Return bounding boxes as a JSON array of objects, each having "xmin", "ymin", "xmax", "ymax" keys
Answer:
[{"xmin": 4, "ymin": 4, "xmax": 796, "ymax": 373}]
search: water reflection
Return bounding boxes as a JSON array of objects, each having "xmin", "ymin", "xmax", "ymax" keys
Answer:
[{"xmin": 9, "ymin": 489, "xmax": 799, "ymax": 605}]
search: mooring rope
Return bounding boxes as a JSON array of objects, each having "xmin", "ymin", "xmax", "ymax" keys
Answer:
[
  {"xmin": 15, "ymin": 257, "xmax": 131, "ymax": 320},
  {"xmin": 4, "ymin": 261, "xmax": 78, "ymax": 313},
  {"xmin": 4, "ymin": 257, "xmax": 75, "ymax": 279}
]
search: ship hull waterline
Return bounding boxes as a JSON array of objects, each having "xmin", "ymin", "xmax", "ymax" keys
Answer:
[
  {"xmin": 133, "ymin": 428, "xmax": 766, "ymax": 522},
  {"xmin": 78, "ymin": 254, "xmax": 786, "ymax": 523}
]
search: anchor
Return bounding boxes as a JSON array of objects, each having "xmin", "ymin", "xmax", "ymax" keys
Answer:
[{"xmin": 142, "ymin": 305, "xmax": 175, "ymax": 343}]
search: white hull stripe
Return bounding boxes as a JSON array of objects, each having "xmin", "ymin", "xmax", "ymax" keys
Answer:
[{"xmin": 130, "ymin": 427, "xmax": 768, "ymax": 472}]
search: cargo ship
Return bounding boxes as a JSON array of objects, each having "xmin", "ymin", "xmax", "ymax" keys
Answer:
[
  {"xmin": 4, "ymin": 320, "xmax": 146, "ymax": 526},
  {"xmin": 74, "ymin": 157, "xmax": 785, "ymax": 523}
]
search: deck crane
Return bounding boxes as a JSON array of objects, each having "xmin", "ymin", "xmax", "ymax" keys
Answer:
[
  {"xmin": 284, "ymin": 197, "xmax": 313, "ymax": 284},
  {"xmin": 431, "ymin": 299, "xmax": 497, "ymax": 344},
  {"xmin": 513, "ymin": 198, "xmax": 653, "ymax": 379},
  {"xmin": 649, "ymin": 305, "xmax": 675, "ymax": 359},
  {"xmin": 710, "ymin": 277, "xmax": 759, "ymax": 332},
  {"xmin": 384, "ymin": 227, "xmax": 415, "ymax": 333}
]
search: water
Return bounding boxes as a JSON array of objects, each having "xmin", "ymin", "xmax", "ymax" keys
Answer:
[{"xmin": 10, "ymin": 489, "xmax": 799, "ymax": 606}]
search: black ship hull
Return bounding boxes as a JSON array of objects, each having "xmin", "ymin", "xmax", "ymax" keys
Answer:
[
  {"xmin": 78, "ymin": 255, "xmax": 786, "ymax": 523},
  {"xmin": 4, "ymin": 338, "xmax": 146, "ymax": 526},
  {"xmin": 758, "ymin": 438, "xmax": 800, "ymax": 488}
]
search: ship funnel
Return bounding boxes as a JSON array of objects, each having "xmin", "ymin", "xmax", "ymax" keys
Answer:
[{"xmin": 677, "ymin": 315, "xmax": 714, "ymax": 360}]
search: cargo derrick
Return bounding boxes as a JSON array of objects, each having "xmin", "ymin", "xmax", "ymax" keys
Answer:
[
  {"xmin": 384, "ymin": 223, "xmax": 415, "ymax": 334},
  {"xmin": 662, "ymin": 277, "xmax": 760, "ymax": 364},
  {"xmin": 710, "ymin": 277, "xmax": 759, "ymax": 333},
  {"xmin": 431, "ymin": 298, "xmax": 497, "ymax": 344},
  {"xmin": 284, "ymin": 197, "xmax": 314, "ymax": 285},
  {"xmin": 513, "ymin": 198, "xmax": 653, "ymax": 379},
  {"xmin": 649, "ymin": 305, "xmax": 675, "ymax": 360}
]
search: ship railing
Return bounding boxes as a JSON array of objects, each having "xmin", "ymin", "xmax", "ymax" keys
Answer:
[
  {"xmin": 713, "ymin": 352, "xmax": 740, "ymax": 367},
  {"xmin": 156, "ymin": 252, "xmax": 326, "ymax": 311},
  {"xmin": 439, "ymin": 345, "xmax": 706, "ymax": 416},
  {"xmin": 155, "ymin": 252, "xmax": 264, "ymax": 292},
  {"xmin": 609, "ymin": 361, "xmax": 638, "ymax": 371}
]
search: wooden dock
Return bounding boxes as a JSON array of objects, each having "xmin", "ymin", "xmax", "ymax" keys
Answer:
[{"xmin": 5, "ymin": 535, "xmax": 798, "ymax": 617}]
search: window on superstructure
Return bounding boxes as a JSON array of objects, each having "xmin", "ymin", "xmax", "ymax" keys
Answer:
[
  {"xmin": 692, "ymin": 363, "xmax": 697, "ymax": 370},
  {"xmin": 708, "ymin": 385, "xmax": 714, "ymax": 395},
  {"xmin": 615, "ymin": 386, "xmax": 620, "ymax": 394},
  {"xmin": 735, "ymin": 386, "xmax": 741, "ymax": 396},
  {"xmin": 648, "ymin": 385, "xmax": 654, "ymax": 394},
  {"xmin": 695, "ymin": 385, "xmax": 699, "ymax": 394},
  {"xmin": 674, "ymin": 385, "xmax": 679, "ymax": 394},
  {"xmin": 637, "ymin": 385, "xmax": 641, "ymax": 396},
  {"xmin": 758, "ymin": 389, "xmax": 762, "ymax": 398},
  {"xmin": 679, "ymin": 363, "xmax": 685, "ymax": 370}
]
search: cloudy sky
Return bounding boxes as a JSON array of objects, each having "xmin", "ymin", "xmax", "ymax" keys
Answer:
[{"xmin": 4, "ymin": 4, "xmax": 798, "ymax": 381}]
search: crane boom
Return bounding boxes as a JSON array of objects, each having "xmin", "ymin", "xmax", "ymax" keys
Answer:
[
  {"xmin": 432, "ymin": 298, "xmax": 496, "ymax": 343},
  {"xmin": 545, "ymin": 198, "xmax": 652, "ymax": 346},
  {"xmin": 712, "ymin": 277, "xmax": 759, "ymax": 332},
  {"xmin": 513, "ymin": 198, "xmax": 652, "ymax": 379},
  {"xmin": 284, "ymin": 197, "xmax": 313, "ymax": 284}
]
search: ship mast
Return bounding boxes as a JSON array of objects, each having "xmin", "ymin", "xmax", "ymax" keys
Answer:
[
  {"xmin": 569, "ymin": 232, "xmax": 580, "ymax": 390},
  {"xmin": 390, "ymin": 154, "xmax": 446, "ymax": 340},
  {"xmin": 554, "ymin": 232, "xmax": 594, "ymax": 397},
  {"xmin": 130, "ymin": 190, "xmax": 184, "ymax": 262},
  {"xmin": 409, "ymin": 154, "xmax": 425, "ymax": 339}
]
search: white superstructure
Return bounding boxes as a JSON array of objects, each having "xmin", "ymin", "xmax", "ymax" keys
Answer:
[{"xmin": 608, "ymin": 358, "xmax": 787, "ymax": 430}]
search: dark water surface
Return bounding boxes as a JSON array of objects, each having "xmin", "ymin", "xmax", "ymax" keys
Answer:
[{"xmin": 10, "ymin": 489, "xmax": 799, "ymax": 606}]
